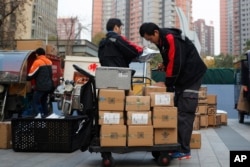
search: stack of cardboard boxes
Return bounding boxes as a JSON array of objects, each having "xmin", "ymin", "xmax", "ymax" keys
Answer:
[
  {"xmin": 190, "ymin": 86, "xmax": 228, "ymax": 149},
  {"xmin": 98, "ymin": 86, "xmax": 178, "ymax": 147},
  {"xmin": 195, "ymin": 86, "xmax": 228, "ymax": 129},
  {"xmin": 96, "ymin": 67, "xmax": 178, "ymax": 147},
  {"xmin": 95, "ymin": 67, "xmax": 228, "ymax": 150}
]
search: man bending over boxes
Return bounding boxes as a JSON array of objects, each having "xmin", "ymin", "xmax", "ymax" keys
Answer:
[{"xmin": 139, "ymin": 22, "xmax": 207, "ymax": 160}]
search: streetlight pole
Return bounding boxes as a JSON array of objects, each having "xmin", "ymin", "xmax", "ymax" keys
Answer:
[
  {"xmin": 38, "ymin": 16, "xmax": 48, "ymax": 45},
  {"xmin": 45, "ymin": 30, "xmax": 48, "ymax": 45}
]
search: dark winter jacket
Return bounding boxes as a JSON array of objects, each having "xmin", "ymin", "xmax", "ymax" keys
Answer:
[
  {"xmin": 27, "ymin": 55, "xmax": 53, "ymax": 92},
  {"xmin": 241, "ymin": 59, "xmax": 250, "ymax": 99},
  {"xmin": 98, "ymin": 31, "xmax": 143, "ymax": 67},
  {"xmin": 241, "ymin": 59, "xmax": 249, "ymax": 86},
  {"xmin": 156, "ymin": 28, "xmax": 207, "ymax": 91}
]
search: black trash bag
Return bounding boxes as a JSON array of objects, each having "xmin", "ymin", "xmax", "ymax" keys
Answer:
[
  {"xmin": 77, "ymin": 117, "xmax": 94, "ymax": 152},
  {"xmin": 78, "ymin": 80, "xmax": 95, "ymax": 116}
]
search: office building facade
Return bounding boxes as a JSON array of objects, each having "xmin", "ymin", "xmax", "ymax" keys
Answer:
[{"xmin": 17, "ymin": 0, "xmax": 58, "ymax": 41}]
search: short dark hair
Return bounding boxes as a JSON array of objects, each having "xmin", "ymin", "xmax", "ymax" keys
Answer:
[
  {"xmin": 35, "ymin": 47, "xmax": 45, "ymax": 56},
  {"xmin": 106, "ymin": 18, "xmax": 123, "ymax": 31},
  {"xmin": 139, "ymin": 22, "xmax": 160, "ymax": 37}
]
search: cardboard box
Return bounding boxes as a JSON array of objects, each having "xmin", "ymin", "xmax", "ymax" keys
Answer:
[
  {"xmin": 154, "ymin": 128, "xmax": 177, "ymax": 144},
  {"xmin": 190, "ymin": 131, "xmax": 201, "ymax": 149},
  {"xmin": 16, "ymin": 40, "xmax": 45, "ymax": 50},
  {"xmin": 143, "ymin": 86, "xmax": 166, "ymax": 96},
  {"xmin": 125, "ymin": 96, "xmax": 150, "ymax": 111},
  {"xmin": 207, "ymin": 94, "xmax": 217, "ymax": 104},
  {"xmin": 198, "ymin": 86, "xmax": 207, "ymax": 99},
  {"xmin": 127, "ymin": 125, "xmax": 153, "ymax": 146},
  {"xmin": 237, "ymin": 86, "xmax": 250, "ymax": 112},
  {"xmin": 196, "ymin": 104, "xmax": 208, "ymax": 115},
  {"xmin": 0, "ymin": 122, "xmax": 12, "ymax": 149},
  {"xmin": 217, "ymin": 110, "xmax": 228, "ymax": 125},
  {"xmin": 46, "ymin": 44, "xmax": 57, "ymax": 55},
  {"xmin": 207, "ymin": 104, "xmax": 217, "ymax": 115},
  {"xmin": 99, "ymin": 111, "xmax": 124, "ymax": 125},
  {"xmin": 200, "ymin": 115, "xmax": 208, "ymax": 128},
  {"xmin": 152, "ymin": 107, "xmax": 177, "ymax": 128},
  {"xmin": 126, "ymin": 111, "xmax": 152, "ymax": 125},
  {"xmin": 198, "ymin": 98, "xmax": 207, "ymax": 104},
  {"xmin": 8, "ymin": 83, "xmax": 26, "ymax": 96},
  {"xmin": 150, "ymin": 92, "xmax": 174, "ymax": 107},
  {"xmin": 208, "ymin": 114, "xmax": 221, "ymax": 126},
  {"xmin": 98, "ymin": 89, "xmax": 125, "ymax": 111},
  {"xmin": 100, "ymin": 125, "xmax": 127, "ymax": 147},
  {"xmin": 193, "ymin": 113, "xmax": 200, "ymax": 130}
]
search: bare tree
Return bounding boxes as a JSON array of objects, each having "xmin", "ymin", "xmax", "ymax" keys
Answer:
[
  {"xmin": 58, "ymin": 16, "xmax": 89, "ymax": 55},
  {"xmin": 0, "ymin": 0, "xmax": 31, "ymax": 49},
  {"xmin": 92, "ymin": 31, "xmax": 106, "ymax": 46}
]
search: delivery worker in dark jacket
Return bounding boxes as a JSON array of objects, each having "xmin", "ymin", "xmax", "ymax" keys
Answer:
[
  {"xmin": 139, "ymin": 22, "xmax": 207, "ymax": 159},
  {"xmin": 98, "ymin": 18, "xmax": 143, "ymax": 67},
  {"xmin": 239, "ymin": 50, "xmax": 250, "ymax": 123},
  {"xmin": 27, "ymin": 47, "xmax": 53, "ymax": 118},
  {"xmin": 241, "ymin": 51, "xmax": 250, "ymax": 99}
]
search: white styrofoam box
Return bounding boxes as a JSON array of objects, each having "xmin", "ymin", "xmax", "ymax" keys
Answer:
[{"xmin": 95, "ymin": 67, "xmax": 132, "ymax": 90}]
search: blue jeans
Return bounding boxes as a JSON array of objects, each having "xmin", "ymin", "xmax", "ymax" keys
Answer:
[{"xmin": 32, "ymin": 90, "xmax": 49, "ymax": 116}]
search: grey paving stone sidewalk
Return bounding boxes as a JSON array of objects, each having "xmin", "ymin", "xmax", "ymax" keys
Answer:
[{"xmin": 1, "ymin": 119, "xmax": 249, "ymax": 167}]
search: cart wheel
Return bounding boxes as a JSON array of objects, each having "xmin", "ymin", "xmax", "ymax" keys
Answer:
[
  {"xmin": 101, "ymin": 152, "xmax": 115, "ymax": 167},
  {"xmin": 102, "ymin": 156, "xmax": 115, "ymax": 167},
  {"xmin": 152, "ymin": 151, "xmax": 160, "ymax": 159},
  {"xmin": 157, "ymin": 154, "xmax": 170, "ymax": 166}
]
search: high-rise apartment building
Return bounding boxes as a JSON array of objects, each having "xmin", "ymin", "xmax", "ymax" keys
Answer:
[
  {"xmin": 175, "ymin": 0, "xmax": 193, "ymax": 30},
  {"xmin": 92, "ymin": 0, "xmax": 114, "ymax": 38},
  {"xmin": 128, "ymin": 0, "xmax": 143, "ymax": 44},
  {"xmin": 220, "ymin": 0, "xmax": 250, "ymax": 56},
  {"xmin": 220, "ymin": 0, "xmax": 228, "ymax": 55},
  {"xmin": 57, "ymin": 18, "xmax": 82, "ymax": 40},
  {"xmin": 92, "ymin": 0, "xmax": 193, "ymax": 46},
  {"xmin": 206, "ymin": 25, "xmax": 215, "ymax": 56},
  {"xmin": 194, "ymin": 19, "xmax": 214, "ymax": 56},
  {"xmin": 19, "ymin": 0, "xmax": 58, "ymax": 41}
]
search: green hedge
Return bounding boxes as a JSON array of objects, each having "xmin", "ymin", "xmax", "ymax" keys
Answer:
[{"xmin": 151, "ymin": 68, "xmax": 236, "ymax": 84}]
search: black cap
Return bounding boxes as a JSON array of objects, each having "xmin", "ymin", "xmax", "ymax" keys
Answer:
[{"xmin": 35, "ymin": 47, "xmax": 45, "ymax": 56}]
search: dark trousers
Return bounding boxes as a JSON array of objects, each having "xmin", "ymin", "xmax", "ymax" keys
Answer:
[
  {"xmin": 32, "ymin": 90, "xmax": 49, "ymax": 116},
  {"xmin": 175, "ymin": 78, "xmax": 202, "ymax": 153}
]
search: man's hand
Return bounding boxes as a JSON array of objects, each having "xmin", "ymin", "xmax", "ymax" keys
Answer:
[
  {"xmin": 243, "ymin": 85, "xmax": 248, "ymax": 92},
  {"xmin": 157, "ymin": 63, "xmax": 165, "ymax": 71}
]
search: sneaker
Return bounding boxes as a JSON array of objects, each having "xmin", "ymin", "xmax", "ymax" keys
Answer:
[
  {"xmin": 170, "ymin": 152, "xmax": 191, "ymax": 160},
  {"xmin": 35, "ymin": 113, "xmax": 42, "ymax": 118},
  {"xmin": 46, "ymin": 113, "xmax": 60, "ymax": 119}
]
